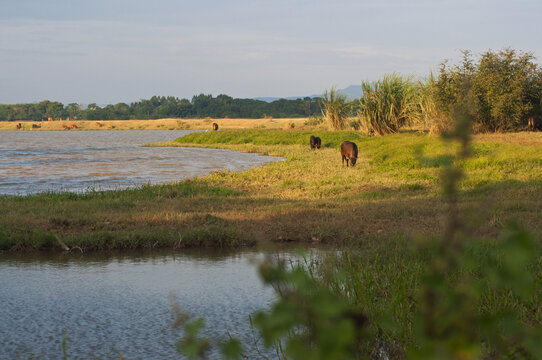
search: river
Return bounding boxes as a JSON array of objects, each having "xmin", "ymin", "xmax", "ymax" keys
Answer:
[
  {"xmin": 0, "ymin": 129, "xmax": 293, "ymax": 358},
  {"xmin": 0, "ymin": 130, "xmax": 281, "ymax": 196},
  {"xmin": 0, "ymin": 249, "xmax": 296, "ymax": 359}
]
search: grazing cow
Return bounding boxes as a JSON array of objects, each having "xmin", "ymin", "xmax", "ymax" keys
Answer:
[
  {"xmin": 212, "ymin": 122, "xmax": 219, "ymax": 131},
  {"xmin": 309, "ymin": 136, "xmax": 322, "ymax": 150},
  {"xmin": 62, "ymin": 124, "xmax": 70, "ymax": 130},
  {"xmin": 70, "ymin": 124, "xmax": 77, "ymax": 129},
  {"xmin": 16, "ymin": 123, "xmax": 22, "ymax": 129},
  {"xmin": 95, "ymin": 122, "xmax": 102, "ymax": 126},
  {"xmin": 340, "ymin": 141, "xmax": 358, "ymax": 167},
  {"xmin": 528, "ymin": 116, "xmax": 542, "ymax": 131},
  {"xmin": 309, "ymin": 135, "xmax": 317, "ymax": 150},
  {"xmin": 32, "ymin": 124, "xmax": 41, "ymax": 129}
]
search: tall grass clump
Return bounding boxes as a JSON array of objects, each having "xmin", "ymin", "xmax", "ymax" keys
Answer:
[
  {"xmin": 418, "ymin": 74, "xmax": 453, "ymax": 135},
  {"xmin": 359, "ymin": 73, "xmax": 420, "ymax": 135},
  {"xmin": 320, "ymin": 87, "xmax": 349, "ymax": 130}
]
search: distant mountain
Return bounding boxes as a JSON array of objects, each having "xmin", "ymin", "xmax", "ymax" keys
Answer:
[
  {"xmin": 254, "ymin": 85, "xmax": 363, "ymax": 103},
  {"xmin": 338, "ymin": 85, "xmax": 363, "ymax": 100}
]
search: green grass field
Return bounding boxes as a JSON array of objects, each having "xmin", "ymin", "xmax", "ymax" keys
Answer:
[{"xmin": 1, "ymin": 129, "xmax": 542, "ymax": 251}]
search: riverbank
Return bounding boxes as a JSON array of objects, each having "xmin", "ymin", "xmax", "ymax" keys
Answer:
[
  {"xmin": 1, "ymin": 129, "xmax": 542, "ymax": 252},
  {"xmin": 0, "ymin": 117, "xmax": 311, "ymax": 131}
]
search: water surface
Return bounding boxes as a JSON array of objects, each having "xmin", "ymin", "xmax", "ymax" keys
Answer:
[
  {"xmin": 0, "ymin": 130, "xmax": 280, "ymax": 195},
  {"xmin": 0, "ymin": 249, "xmax": 286, "ymax": 359}
]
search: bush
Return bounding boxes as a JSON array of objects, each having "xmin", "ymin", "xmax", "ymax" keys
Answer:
[
  {"xmin": 359, "ymin": 73, "xmax": 421, "ymax": 135},
  {"xmin": 432, "ymin": 49, "xmax": 542, "ymax": 133},
  {"xmin": 321, "ymin": 87, "xmax": 350, "ymax": 130}
]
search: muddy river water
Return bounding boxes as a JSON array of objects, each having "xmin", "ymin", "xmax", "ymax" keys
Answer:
[{"xmin": 0, "ymin": 129, "xmax": 281, "ymax": 195}]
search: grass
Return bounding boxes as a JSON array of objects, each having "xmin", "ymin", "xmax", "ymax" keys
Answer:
[{"xmin": 1, "ymin": 129, "xmax": 542, "ymax": 251}]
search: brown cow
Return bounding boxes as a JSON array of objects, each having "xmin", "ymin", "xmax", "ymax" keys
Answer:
[
  {"xmin": 95, "ymin": 122, "xmax": 102, "ymax": 126},
  {"xmin": 16, "ymin": 123, "xmax": 22, "ymax": 129},
  {"xmin": 62, "ymin": 124, "xmax": 70, "ymax": 130},
  {"xmin": 48, "ymin": 117, "xmax": 53, "ymax": 121},
  {"xmin": 69, "ymin": 117, "xmax": 74, "ymax": 121},
  {"xmin": 212, "ymin": 122, "xmax": 219, "ymax": 131},
  {"xmin": 528, "ymin": 116, "xmax": 542, "ymax": 131},
  {"xmin": 70, "ymin": 124, "xmax": 77, "ymax": 129},
  {"xmin": 340, "ymin": 141, "xmax": 358, "ymax": 167}
]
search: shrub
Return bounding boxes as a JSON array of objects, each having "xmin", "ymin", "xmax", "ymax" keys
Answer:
[
  {"xmin": 359, "ymin": 73, "xmax": 421, "ymax": 135},
  {"xmin": 303, "ymin": 115, "xmax": 325, "ymax": 126},
  {"xmin": 419, "ymin": 74, "xmax": 453, "ymax": 135},
  {"xmin": 321, "ymin": 87, "xmax": 350, "ymax": 130},
  {"xmin": 433, "ymin": 48, "xmax": 542, "ymax": 132}
]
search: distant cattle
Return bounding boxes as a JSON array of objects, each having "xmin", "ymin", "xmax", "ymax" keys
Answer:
[
  {"xmin": 528, "ymin": 116, "xmax": 542, "ymax": 131},
  {"xmin": 62, "ymin": 124, "xmax": 70, "ymax": 130},
  {"xmin": 32, "ymin": 124, "xmax": 41, "ymax": 129},
  {"xmin": 309, "ymin": 135, "xmax": 322, "ymax": 150},
  {"xmin": 340, "ymin": 141, "xmax": 358, "ymax": 167},
  {"xmin": 69, "ymin": 117, "xmax": 74, "ymax": 121},
  {"xmin": 16, "ymin": 123, "xmax": 22, "ymax": 129},
  {"xmin": 95, "ymin": 122, "xmax": 102, "ymax": 126},
  {"xmin": 212, "ymin": 122, "xmax": 219, "ymax": 131},
  {"xmin": 47, "ymin": 117, "xmax": 53, "ymax": 121},
  {"xmin": 59, "ymin": 117, "xmax": 63, "ymax": 121},
  {"xmin": 70, "ymin": 124, "xmax": 77, "ymax": 129},
  {"xmin": 310, "ymin": 135, "xmax": 317, "ymax": 149}
]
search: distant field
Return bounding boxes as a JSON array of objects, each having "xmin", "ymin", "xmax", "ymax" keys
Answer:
[{"xmin": 0, "ymin": 117, "xmax": 311, "ymax": 131}]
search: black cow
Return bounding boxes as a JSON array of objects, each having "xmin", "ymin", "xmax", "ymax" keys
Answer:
[
  {"xmin": 315, "ymin": 136, "xmax": 321, "ymax": 149},
  {"xmin": 212, "ymin": 122, "xmax": 219, "ymax": 131},
  {"xmin": 310, "ymin": 136, "xmax": 322, "ymax": 150},
  {"xmin": 528, "ymin": 116, "xmax": 542, "ymax": 131},
  {"xmin": 309, "ymin": 135, "xmax": 317, "ymax": 150},
  {"xmin": 340, "ymin": 141, "xmax": 358, "ymax": 167}
]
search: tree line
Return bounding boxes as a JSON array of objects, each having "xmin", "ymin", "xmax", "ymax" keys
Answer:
[{"xmin": 0, "ymin": 94, "xmax": 322, "ymax": 121}]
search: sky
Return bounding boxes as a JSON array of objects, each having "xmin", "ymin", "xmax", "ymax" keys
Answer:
[{"xmin": 1, "ymin": 0, "xmax": 541, "ymax": 104}]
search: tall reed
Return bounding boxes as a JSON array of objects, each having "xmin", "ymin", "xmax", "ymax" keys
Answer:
[
  {"xmin": 418, "ymin": 73, "xmax": 451, "ymax": 134},
  {"xmin": 359, "ymin": 73, "xmax": 420, "ymax": 135},
  {"xmin": 320, "ymin": 87, "xmax": 349, "ymax": 130}
]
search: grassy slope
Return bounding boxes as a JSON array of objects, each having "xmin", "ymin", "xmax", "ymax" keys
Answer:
[{"xmin": 1, "ymin": 129, "xmax": 542, "ymax": 251}]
